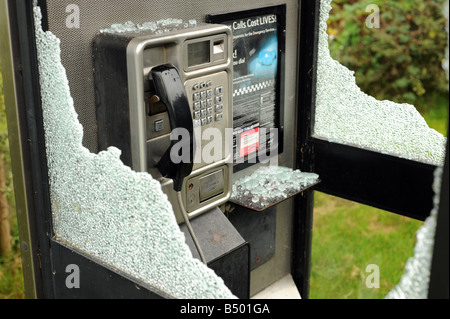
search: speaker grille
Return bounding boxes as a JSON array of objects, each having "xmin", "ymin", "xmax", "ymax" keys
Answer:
[{"xmin": 45, "ymin": 0, "xmax": 298, "ymax": 153}]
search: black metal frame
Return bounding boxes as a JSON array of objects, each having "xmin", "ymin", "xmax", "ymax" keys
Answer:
[
  {"xmin": 313, "ymin": 138, "xmax": 437, "ymax": 221},
  {"xmin": 292, "ymin": 0, "xmax": 321, "ymax": 299},
  {"xmin": 7, "ymin": 0, "xmax": 53, "ymax": 298},
  {"xmin": 428, "ymin": 131, "xmax": 449, "ymax": 299}
]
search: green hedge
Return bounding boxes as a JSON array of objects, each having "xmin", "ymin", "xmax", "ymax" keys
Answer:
[{"xmin": 327, "ymin": 0, "xmax": 448, "ymax": 104}]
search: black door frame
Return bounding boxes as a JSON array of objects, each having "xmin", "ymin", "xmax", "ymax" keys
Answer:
[{"xmin": 293, "ymin": 0, "xmax": 448, "ymax": 299}]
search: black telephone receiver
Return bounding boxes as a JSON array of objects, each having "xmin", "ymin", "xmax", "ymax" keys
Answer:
[{"xmin": 151, "ymin": 64, "xmax": 195, "ymax": 192}]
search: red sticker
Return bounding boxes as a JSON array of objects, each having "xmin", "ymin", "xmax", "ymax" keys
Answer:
[{"xmin": 240, "ymin": 127, "xmax": 260, "ymax": 157}]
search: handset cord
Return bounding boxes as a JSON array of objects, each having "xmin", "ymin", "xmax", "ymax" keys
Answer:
[{"xmin": 176, "ymin": 191, "xmax": 207, "ymax": 264}]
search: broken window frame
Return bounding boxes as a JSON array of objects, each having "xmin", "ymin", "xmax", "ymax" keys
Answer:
[
  {"xmin": 293, "ymin": 0, "xmax": 449, "ymax": 299},
  {"xmin": 297, "ymin": 0, "xmax": 443, "ymax": 221}
]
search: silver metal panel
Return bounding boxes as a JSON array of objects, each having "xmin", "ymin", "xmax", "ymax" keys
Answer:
[
  {"xmin": 125, "ymin": 25, "xmax": 233, "ymax": 172},
  {"xmin": 124, "ymin": 25, "xmax": 233, "ymax": 221}
]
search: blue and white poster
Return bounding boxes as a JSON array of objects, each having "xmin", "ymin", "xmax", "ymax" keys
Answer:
[{"xmin": 217, "ymin": 12, "xmax": 281, "ymax": 163}]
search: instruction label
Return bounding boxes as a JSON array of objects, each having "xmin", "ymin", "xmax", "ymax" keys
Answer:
[{"xmin": 221, "ymin": 13, "xmax": 279, "ymax": 163}]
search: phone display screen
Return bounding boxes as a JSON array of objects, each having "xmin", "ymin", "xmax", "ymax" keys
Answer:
[{"xmin": 188, "ymin": 41, "xmax": 210, "ymax": 67}]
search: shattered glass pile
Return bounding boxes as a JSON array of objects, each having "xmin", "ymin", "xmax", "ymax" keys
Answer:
[
  {"xmin": 101, "ymin": 18, "xmax": 198, "ymax": 34},
  {"xmin": 314, "ymin": 0, "xmax": 447, "ymax": 164},
  {"xmin": 33, "ymin": 5, "xmax": 234, "ymax": 299},
  {"xmin": 231, "ymin": 166, "xmax": 319, "ymax": 210}
]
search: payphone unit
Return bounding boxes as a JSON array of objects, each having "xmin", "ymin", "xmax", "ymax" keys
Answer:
[{"xmin": 94, "ymin": 24, "xmax": 233, "ymax": 227}]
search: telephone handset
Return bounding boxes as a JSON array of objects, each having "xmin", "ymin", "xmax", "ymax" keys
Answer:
[
  {"xmin": 151, "ymin": 64, "xmax": 194, "ymax": 192},
  {"xmin": 151, "ymin": 64, "xmax": 206, "ymax": 263}
]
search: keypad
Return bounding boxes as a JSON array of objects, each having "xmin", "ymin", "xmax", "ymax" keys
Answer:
[{"xmin": 192, "ymin": 81, "xmax": 224, "ymax": 127}]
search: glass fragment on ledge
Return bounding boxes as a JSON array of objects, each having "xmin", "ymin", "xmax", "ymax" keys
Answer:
[{"xmin": 230, "ymin": 166, "xmax": 320, "ymax": 211}]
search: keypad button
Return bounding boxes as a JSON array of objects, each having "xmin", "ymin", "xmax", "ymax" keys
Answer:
[
  {"xmin": 215, "ymin": 113, "xmax": 223, "ymax": 121},
  {"xmin": 189, "ymin": 79, "xmax": 227, "ymax": 131},
  {"xmin": 215, "ymin": 87, "xmax": 223, "ymax": 95},
  {"xmin": 154, "ymin": 119, "xmax": 164, "ymax": 132}
]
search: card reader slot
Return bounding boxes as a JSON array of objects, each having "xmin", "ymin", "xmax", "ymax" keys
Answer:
[{"xmin": 199, "ymin": 169, "xmax": 225, "ymax": 203}]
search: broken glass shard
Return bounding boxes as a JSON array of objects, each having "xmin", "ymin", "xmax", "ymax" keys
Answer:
[
  {"xmin": 230, "ymin": 165, "xmax": 320, "ymax": 211},
  {"xmin": 314, "ymin": 0, "xmax": 447, "ymax": 165}
]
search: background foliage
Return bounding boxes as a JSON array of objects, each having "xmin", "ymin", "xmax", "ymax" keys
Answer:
[
  {"xmin": 327, "ymin": 0, "xmax": 448, "ymax": 105},
  {"xmin": 0, "ymin": 60, "xmax": 24, "ymax": 299}
]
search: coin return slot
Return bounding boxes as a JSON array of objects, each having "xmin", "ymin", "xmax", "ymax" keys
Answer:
[
  {"xmin": 214, "ymin": 40, "xmax": 224, "ymax": 54},
  {"xmin": 212, "ymin": 39, "xmax": 225, "ymax": 61}
]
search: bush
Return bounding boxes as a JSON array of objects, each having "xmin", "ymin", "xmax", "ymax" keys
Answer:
[{"xmin": 327, "ymin": 0, "xmax": 448, "ymax": 104}]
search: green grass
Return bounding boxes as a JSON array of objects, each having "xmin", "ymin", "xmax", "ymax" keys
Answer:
[
  {"xmin": 310, "ymin": 192, "xmax": 424, "ymax": 299},
  {"xmin": 416, "ymin": 92, "xmax": 449, "ymax": 136},
  {"xmin": 0, "ymin": 252, "xmax": 25, "ymax": 299}
]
